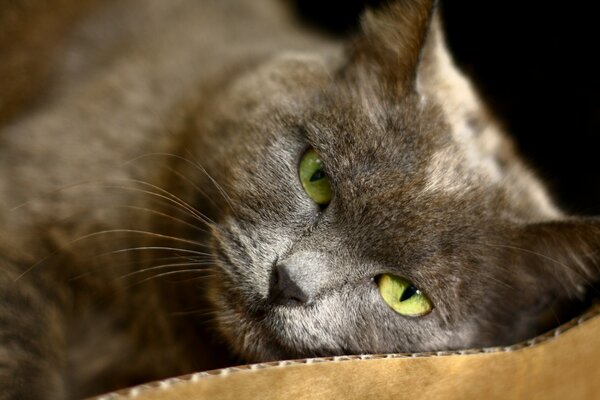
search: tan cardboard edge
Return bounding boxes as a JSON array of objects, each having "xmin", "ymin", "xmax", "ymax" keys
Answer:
[{"xmin": 90, "ymin": 303, "xmax": 600, "ymax": 400}]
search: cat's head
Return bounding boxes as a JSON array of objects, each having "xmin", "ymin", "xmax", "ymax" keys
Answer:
[{"xmin": 176, "ymin": 0, "xmax": 600, "ymax": 361}]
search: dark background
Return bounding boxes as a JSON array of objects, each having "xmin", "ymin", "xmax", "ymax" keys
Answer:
[{"xmin": 293, "ymin": 0, "xmax": 599, "ymax": 215}]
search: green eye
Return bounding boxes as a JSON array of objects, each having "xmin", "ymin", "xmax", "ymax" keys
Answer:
[
  {"xmin": 298, "ymin": 148, "xmax": 332, "ymax": 206},
  {"xmin": 377, "ymin": 274, "xmax": 432, "ymax": 317}
]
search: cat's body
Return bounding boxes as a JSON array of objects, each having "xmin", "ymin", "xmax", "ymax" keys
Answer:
[
  {"xmin": 1, "ymin": 0, "xmax": 598, "ymax": 399},
  {"xmin": 1, "ymin": 0, "xmax": 323, "ymax": 396}
]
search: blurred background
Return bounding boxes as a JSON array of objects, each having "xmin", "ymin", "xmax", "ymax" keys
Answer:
[{"xmin": 293, "ymin": 0, "xmax": 600, "ymax": 215}]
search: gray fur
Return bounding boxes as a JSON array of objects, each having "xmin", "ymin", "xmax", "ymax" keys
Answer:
[{"xmin": 0, "ymin": 0, "xmax": 599, "ymax": 398}]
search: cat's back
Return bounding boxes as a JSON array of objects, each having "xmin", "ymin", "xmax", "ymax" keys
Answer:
[
  {"xmin": 0, "ymin": 4, "xmax": 331, "ymax": 394},
  {"xmin": 0, "ymin": 0, "xmax": 323, "ymax": 236}
]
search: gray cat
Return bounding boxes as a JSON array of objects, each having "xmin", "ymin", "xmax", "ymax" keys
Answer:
[{"xmin": 0, "ymin": 0, "xmax": 598, "ymax": 398}]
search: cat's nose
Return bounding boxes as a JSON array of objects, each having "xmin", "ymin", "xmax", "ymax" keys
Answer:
[
  {"xmin": 267, "ymin": 251, "xmax": 329, "ymax": 306},
  {"xmin": 268, "ymin": 263, "xmax": 310, "ymax": 306}
]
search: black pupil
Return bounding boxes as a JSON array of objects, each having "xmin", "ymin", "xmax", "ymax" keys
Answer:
[
  {"xmin": 400, "ymin": 285, "xmax": 418, "ymax": 302},
  {"xmin": 310, "ymin": 169, "xmax": 326, "ymax": 182}
]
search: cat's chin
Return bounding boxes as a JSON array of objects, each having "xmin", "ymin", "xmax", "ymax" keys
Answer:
[
  {"xmin": 207, "ymin": 283, "xmax": 348, "ymax": 361},
  {"xmin": 210, "ymin": 280, "xmax": 356, "ymax": 362}
]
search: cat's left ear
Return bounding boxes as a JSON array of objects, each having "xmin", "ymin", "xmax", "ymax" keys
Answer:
[
  {"xmin": 350, "ymin": 0, "xmax": 443, "ymax": 93},
  {"xmin": 512, "ymin": 218, "xmax": 600, "ymax": 298},
  {"xmin": 492, "ymin": 218, "xmax": 600, "ymax": 339}
]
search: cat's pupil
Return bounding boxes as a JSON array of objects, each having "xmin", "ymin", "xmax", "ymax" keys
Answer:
[
  {"xmin": 310, "ymin": 169, "xmax": 326, "ymax": 182},
  {"xmin": 400, "ymin": 285, "xmax": 418, "ymax": 302}
]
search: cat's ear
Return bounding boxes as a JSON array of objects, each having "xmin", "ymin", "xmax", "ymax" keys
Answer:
[
  {"xmin": 350, "ymin": 0, "xmax": 439, "ymax": 92},
  {"xmin": 514, "ymin": 218, "xmax": 600, "ymax": 292},
  {"xmin": 499, "ymin": 218, "xmax": 600, "ymax": 334}
]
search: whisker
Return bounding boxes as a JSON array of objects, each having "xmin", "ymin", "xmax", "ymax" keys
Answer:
[
  {"xmin": 108, "ymin": 246, "xmax": 212, "ymax": 257},
  {"xmin": 487, "ymin": 243, "xmax": 572, "ymax": 270},
  {"xmin": 116, "ymin": 205, "xmax": 209, "ymax": 234},
  {"xmin": 170, "ymin": 309, "xmax": 222, "ymax": 318},
  {"xmin": 485, "ymin": 242, "xmax": 596, "ymax": 288},
  {"xmin": 128, "ymin": 269, "xmax": 216, "ymax": 287},
  {"xmin": 8, "ymin": 178, "xmax": 107, "ymax": 212},
  {"xmin": 432, "ymin": 238, "xmax": 517, "ymax": 290},
  {"xmin": 456, "ymin": 261, "xmax": 514, "ymax": 290},
  {"xmin": 124, "ymin": 152, "xmax": 237, "ymax": 215},
  {"xmin": 67, "ymin": 255, "xmax": 194, "ymax": 281},
  {"xmin": 15, "ymin": 229, "xmax": 209, "ymax": 281},
  {"xmin": 102, "ymin": 183, "xmax": 214, "ymax": 227},
  {"xmin": 163, "ymin": 165, "xmax": 221, "ymax": 211},
  {"xmin": 118, "ymin": 262, "xmax": 215, "ymax": 280},
  {"xmin": 116, "ymin": 177, "xmax": 217, "ymax": 224},
  {"xmin": 458, "ymin": 238, "xmax": 599, "ymax": 297},
  {"xmin": 75, "ymin": 229, "xmax": 209, "ymax": 248},
  {"xmin": 183, "ymin": 150, "xmax": 238, "ymax": 215}
]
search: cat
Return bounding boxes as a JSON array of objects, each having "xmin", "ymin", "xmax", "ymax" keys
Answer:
[{"xmin": 1, "ymin": 0, "xmax": 598, "ymax": 398}]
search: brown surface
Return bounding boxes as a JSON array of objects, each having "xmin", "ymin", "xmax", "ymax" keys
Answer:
[{"xmin": 94, "ymin": 306, "xmax": 600, "ymax": 400}]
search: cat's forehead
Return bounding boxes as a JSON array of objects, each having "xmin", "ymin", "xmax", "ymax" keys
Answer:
[
  {"xmin": 228, "ymin": 52, "xmax": 494, "ymax": 198},
  {"xmin": 302, "ymin": 80, "xmax": 490, "ymax": 195},
  {"xmin": 221, "ymin": 50, "xmax": 557, "ymax": 220},
  {"xmin": 225, "ymin": 51, "xmax": 341, "ymax": 110}
]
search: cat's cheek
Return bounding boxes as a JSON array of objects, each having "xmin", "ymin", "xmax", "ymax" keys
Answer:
[
  {"xmin": 206, "ymin": 277, "xmax": 273, "ymax": 360},
  {"xmin": 257, "ymin": 288, "xmax": 387, "ymax": 357}
]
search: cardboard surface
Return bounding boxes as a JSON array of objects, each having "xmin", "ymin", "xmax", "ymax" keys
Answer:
[{"xmin": 95, "ymin": 306, "xmax": 600, "ymax": 400}]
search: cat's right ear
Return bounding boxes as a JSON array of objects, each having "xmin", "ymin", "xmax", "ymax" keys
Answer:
[{"xmin": 348, "ymin": 0, "xmax": 438, "ymax": 93}]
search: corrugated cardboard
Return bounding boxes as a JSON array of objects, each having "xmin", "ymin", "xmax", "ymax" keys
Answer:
[{"xmin": 93, "ymin": 305, "xmax": 600, "ymax": 400}]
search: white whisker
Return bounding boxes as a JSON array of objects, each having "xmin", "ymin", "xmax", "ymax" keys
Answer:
[
  {"xmin": 128, "ymin": 269, "xmax": 216, "ymax": 287},
  {"xmin": 108, "ymin": 246, "xmax": 212, "ymax": 256},
  {"xmin": 119, "ymin": 262, "xmax": 214, "ymax": 280}
]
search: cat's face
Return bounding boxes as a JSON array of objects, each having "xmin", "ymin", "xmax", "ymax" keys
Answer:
[{"xmin": 178, "ymin": 1, "xmax": 599, "ymax": 361}]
